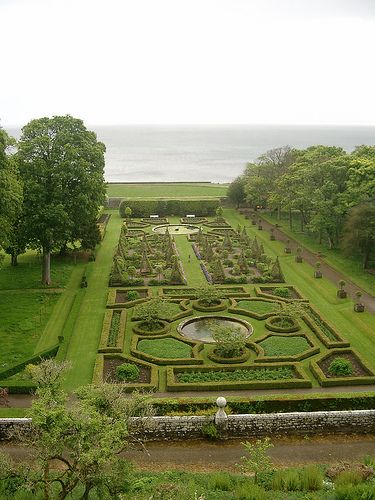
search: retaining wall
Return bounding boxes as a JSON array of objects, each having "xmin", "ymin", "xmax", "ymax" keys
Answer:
[{"xmin": 2, "ymin": 410, "xmax": 374, "ymax": 441}]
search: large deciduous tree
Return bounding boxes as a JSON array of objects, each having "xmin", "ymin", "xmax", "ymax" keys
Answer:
[
  {"xmin": 0, "ymin": 128, "xmax": 23, "ymax": 252},
  {"xmin": 17, "ymin": 115, "xmax": 106, "ymax": 284},
  {"xmin": 342, "ymin": 203, "xmax": 375, "ymax": 269},
  {"xmin": 227, "ymin": 175, "xmax": 246, "ymax": 208}
]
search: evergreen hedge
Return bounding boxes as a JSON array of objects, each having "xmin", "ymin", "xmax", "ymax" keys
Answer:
[{"xmin": 119, "ymin": 198, "xmax": 220, "ymax": 217}]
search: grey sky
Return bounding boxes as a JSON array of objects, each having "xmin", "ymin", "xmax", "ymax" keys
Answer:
[{"xmin": 1, "ymin": 0, "xmax": 375, "ymax": 126}]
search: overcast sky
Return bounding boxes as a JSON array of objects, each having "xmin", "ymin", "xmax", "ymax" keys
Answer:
[{"xmin": 1, "ymin": 0, "xmax": 375, "ymax": 126}]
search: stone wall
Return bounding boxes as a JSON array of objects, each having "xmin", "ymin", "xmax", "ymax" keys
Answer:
[{"xmin": 1, "ymin": 410, "xmax": 375, "ymax": 441}]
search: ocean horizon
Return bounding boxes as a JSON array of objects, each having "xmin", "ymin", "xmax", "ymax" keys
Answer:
[{"xmin": 5, "ymin": 124, "xmax": 375, "ymax": 184}]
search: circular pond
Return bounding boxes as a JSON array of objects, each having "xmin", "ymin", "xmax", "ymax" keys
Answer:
[
  {"xmin": 178, "ymin": 315, "xmax": 253, "ymax": 343},
  {"xmin": 152, "ymin": 224, "xmax": 200, "ymax": 235}
]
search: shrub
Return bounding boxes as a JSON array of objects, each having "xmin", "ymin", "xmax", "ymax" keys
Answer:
[
  {"xmin": 233, "ymin": 483, "xmax": 267, "ymax": 500},
  {"xmin": 272, "ymin": 287, "xmax": 291, "ymax": 298},
  {"xmin": 127, "ymin": 290, "xmax": 140, "ymax": 301},
  {"xmin": 201, "ymin": 422, "xmax": 220, "ymax": 440},
  {"xmin": 208, "ymin": 471, "xmax": 233, "ymax": 491},
  {"xmin": 212, "ymin": 325, "xmax": 247, "ymax": 358},
  {"xmin": 116, "ymin": 363, "xmax": 140, "ymax": 382},
  {"xmin": 299, "ymin": 465, "xmax": 323, "ymax": 491},
  {"xmin": 328, "ymin": 358, "xmax": 353, "ymax": 376},
  {"xmin": 335, "ymin": 470, "xmax": 363, "ymax": 487}
]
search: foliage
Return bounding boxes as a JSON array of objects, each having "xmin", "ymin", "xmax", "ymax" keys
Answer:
[
  {"xmin": 201, "ymin": 422, "xmax": 220, "ymax": 440},
  {"xmin": 237, "ymin": 300, "xmax": 278, "ymax": 315},
  {"xmin": 211, "ymin": 324, "xmax": 247, "ymax": 358},
  {"xmin": 275, "ymin": 301, "xmax": 306, "ymax": 327},
  {"xmin": 107, "ymin": 311, "xmax": 121, "ymax": 347},
  {"xmin": 195, "ymin": 285, "xmax": 221, "ymax": 305},
  {"xmin": 18, "ymin": 115, "xmax": 106, "ymax": 284},
  {"xmin": 328, "ymin": 357, "xmax": 354, "ymax": 376},
  {"xmin": 177, "ymin": 367, "xmax": 295, "ymax": 383},
  {"xmin": 6, "ymin": 359, "xmax": 153, "ymax": 499},
  {"xmin": 272, "ymin": 287, "xmax": 291, "ymax": 298},
  {"xmin": 227, "ymin": 175, "xmax": 246, "ymax": 208},
  {"xmin": 259, "ymin": 336, "xmax": 311, "ymax": 357},
  {"xmin": 239, "ymin": 437, "xmax": 274, "ymax": 484},
  {"xmin": 137, "ymin": 338, "xmax": 192, "ymax": 359},
  {"xmin": 118, "ymin": 198, "xmax": 220, "ymax": 217},
  {"xmin": 127, "ymin": 290, "xmax": 140, "ymax": 301},
  {"xmin": 342, "ymin": 203, "xmax": 375, "ymax": 269},
  {"xmin": 116, "ymin": 363, "xmax": 140, "ymax": 381}
]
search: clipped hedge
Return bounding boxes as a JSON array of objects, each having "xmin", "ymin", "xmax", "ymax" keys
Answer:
[
  {"xmin": 98, "ymin": 309, "xmax": 126, "ymax": 353},
  {"xmin": 166, "ymin": 363, "xmax": 312, "ymax": 391},
  {"xmin": 207, "ymin": 347, "xmax": 251, "ymax": 364},
  {"xmin": 265, "ymin": 315, "xmax": 300, "ymax": 333},
  {"xmin": 93, "ymin": 354, "xmax": 159, "ymax": 392},
  {"xmin": 254, "ymin": 333, "xmax": 320, "ymax": 363},
  {"xmin": 192, "ymin": 299, "xmax": 227, "ymax": 312},
  {"xmin": 131, "ymin": 334, "xmax": 204, "ymax": 366},
  {"xmin": 303, "ymin": 305, "xmax": 350, "ymax": 348},
  {"xmin": 0, "ymin": 344, "xmax": 60, "ymax": 381},
  {"xmin": 228, "ymin": 297, "xmax": 282, "ymax": 320},
  {"xmin": 160, "ymin": 286, "xmax": 250, "ymax": 299},
  {"xmin": 119, "ymin": 199, "xmax": 220, "ymax": 217},
  {"xmin": 310, "ymin": 349, "xmax": 375, "ymax": 387},
  {"xmin": 0, "ymin": 381, "xmax": 37, "ymax": 394},
  {"xmin": 151, "ymin": 392, "xmax": 375, "ymax": 415},
  {"xmin": 254, "ymin": 285, "xmax": 308, "ymax": 303},
  {"xmin": 106, "ymin": 288, "xmax": 152, "ymax": 308},
  {"xmin": 132, "ymin": 320, "xmax": 170, "ymax": 336}
]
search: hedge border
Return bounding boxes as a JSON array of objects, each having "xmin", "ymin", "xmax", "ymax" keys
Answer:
[
  {"xmin": 254, "ymin": 285, "xmax": 308, "ymax": 303},
  {"xmin": 106, "ymin": 288, "xmax": 152, "ymax": 309},
  {"xmin": 192, "ymin": 299, "xmax": 228, "ymax": 312},
  {"xmin": 265, "ymin": 315, "xmax": 301, "ymax": 333},
  {"xmin": 0, "ymin": 343, "xmax": 60, "ymax": 381},
  {"xmin": 160, "ymin": 286, "xmax": 250, "ymax": 299},
  {"xmin": 303, "ymin": 305, "xmax": 350, "ymax": 348},
  {"xmin": 93, "ymin": 353, "xmax": 158, "ymax": 392},
  {"xmin": 310, "ymin": 349, "xmax": 375, "ymax": 387},
  {"xmin": 228, "ymin": 297, "xmax": 283, "ymax": 320},
  {"xmin": 132, "ymin": 320, "xmax": 170, "ymax": 336},
  {"xmin": 207, "ymin": 347, "xmax": 251, "ymax": 364},
  {"xmin": 98, "ymin": 309, "xmax": 126, "ymax": 353},
  {"xmin": 131, "ymin": 334, "xmax": 204, "ymax": 366},
  {"xmin": 254, "ymin": 332, "xmax": 320, "ymax": 363},
  {"xmin": 119, "ymin": 199, "xmax": 220, "ymax": 217},
  {"xmin": 131, "ymin": 299, "xmax": 193, "ymax": 323},
  {"xmin": 166, "ymin": 362, "xmax": 312, "ymax": 391}
]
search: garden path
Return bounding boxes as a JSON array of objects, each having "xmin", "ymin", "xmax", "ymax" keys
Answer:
[
  {"xmin": 173, "ymin": 233, "xmax": 206, "ymax": 287},
  {"xmin": 256, "ymin": 213, "xmax": 375, "ymax": 317}
]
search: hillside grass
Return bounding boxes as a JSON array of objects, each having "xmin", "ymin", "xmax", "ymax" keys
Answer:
[{"xmin": 106, "ymin": 182, "xmax": 228, "ymax": 198}]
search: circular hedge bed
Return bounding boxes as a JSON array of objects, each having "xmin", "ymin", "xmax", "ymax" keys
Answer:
[
  {"xmin": 192, "ymin": 299, "xmax": 227, "ymax": 312},
  {"xmin": 132, "ymin": 320, "xmax": 170, "ymax": 335},
  {"xmin": 265, "ymin": 315, "xmax": 300, "ymax": 333}
]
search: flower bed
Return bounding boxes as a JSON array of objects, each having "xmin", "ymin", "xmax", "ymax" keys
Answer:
[
  {"xmin": 98, "ymin": 309, "xmax": 126, "ymax": 353},
  {"xmin": 310, "ymin": 349, "xmax": 375, "ymax": 387},
  {"xmin": 166, "ymin": 363, "xmax": 312, "ymax": 391}
]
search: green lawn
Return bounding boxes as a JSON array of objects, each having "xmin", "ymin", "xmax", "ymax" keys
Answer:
[
  {"xmin": 106, "ymin": 182, "xmax": 228, "ymax": 198},
  {"xmin": 237, "ymin": 300, "xmax": 278, "ymax": 315},
  {"xmin": 259, "ymin": 336, "xmax": 311, "ymax": 356},
  {"xmin": 137, "ymin": 338, "xmax": 192, "ymax": 359},
  {"xmin": 0, "ymin": 290, "xmax": 60, "ymax": 368}
]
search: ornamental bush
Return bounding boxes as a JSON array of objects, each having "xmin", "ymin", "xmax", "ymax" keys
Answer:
[
  {"xmin": 272, "ymin": 287, "xmax": 291, "ymax": 298},
  {"xmin": 328, "ymin": 357, "xmax": 353, "ymax": 376},
  {"xmin": 212, "ymin": 325, "xmax": 247, "ymax": 358},
  {"xmin": 127, "ymin": 290, "xmax": 140, "ymax": 301},
  {"xmin": 116, "ymin": 363, "xmax": 140, "ymax": 382}
]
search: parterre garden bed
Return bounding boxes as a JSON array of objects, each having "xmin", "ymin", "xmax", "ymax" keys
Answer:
[{"xmin": 95, "ymin": 277, "xmax": 375, "ymax": 392}]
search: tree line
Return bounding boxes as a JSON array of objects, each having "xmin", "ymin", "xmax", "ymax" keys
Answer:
[
  {"xmin": 227, "ymin": 145, "xmax": 375, "ymax": 269},
  {"xmin": 0, "ymin": 115, "xmax": 106, "ymax": 284}
]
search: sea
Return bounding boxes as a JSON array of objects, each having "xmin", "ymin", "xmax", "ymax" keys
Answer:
[{"xmin": 6, "ymin": 125, "xmax": 375, "ymax": 184}]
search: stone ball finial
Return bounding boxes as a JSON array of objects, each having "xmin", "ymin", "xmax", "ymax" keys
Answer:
[{"xmin": 216, "ymin": 396, "xmax": 227, "ymax": 408}]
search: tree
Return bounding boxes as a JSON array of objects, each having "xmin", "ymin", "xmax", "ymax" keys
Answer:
[
  {"xmin": 227, "ymin": 175, "xmax": 246, "ymax": 208},
  {"xmin": 212, "ymin": 324, "xmax": 247, "ymax": 358},
  {"xmin": 216, "ymin": 206, "xmax": 224, "ymax": 219},
  {"xmin": 342, "ymin": 203, "xmax": 375, "ymax": 269},
  {"xmin": 17, "ymin": 115, "xmax": 106, "ymax": 284},
  {"xmin": 239, "ymin": 437, "xmax": 274, "ymax": 484},
  {"xmin": 195, "ymin": 285, "xmax": 221, "ymax": 306},
  {"xmin": 0, "ymin": 128, "xmax": 23, "ymax": 251},
  {"xmin": 6, "ymin": 359, "xmax": 153, "ymax": 500}
]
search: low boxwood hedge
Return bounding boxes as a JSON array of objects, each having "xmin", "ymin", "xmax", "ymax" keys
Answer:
[
  {"xmin": 132, "ymin": 320, "xmax": 170, "ymax": 336},
  {"xmin": 106, "ymin": 288, "xmax": 152, "ymax": 308},
  {"xmin": 192, "ymin": 299, "xmax": 227, "ymax": 312},
  {"xmin": 310, "ymin": 349, "xmax": 375, "ymax": 387},
  {"xmin": 254, "ymin": 285, "xmax": 308, "ymax": 303},
  {"xmin": 265, "ymin": 315, "xmax": 300, "ymax": 333},
  {"xmin": 92, "ymin": 354, "xmax": 159, "ymax": 392},
  {"xmin": 303, "ymin": 306, "xmax": 349, "ymax": 348},
  {"xmin": 166, "ymin": 363, "xmax": 312, "ymax": 391},
  {"xmin": 207, "ymin": 347, "xmax": 251, "ymax": 364},
  {"xmin": 254, "ymin": 333, "xmax": 320, "ymax": 363},
  {"xmin": 0, "ymin": 343, "xmax": 60, "ymax": 381},
  {"xmin": 98, "ymin": 309, "xmax": 126, "ymax": 353},
  {"xmin": 131, "ymin": 334, "xmax": 204, "ymax": 366}
]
